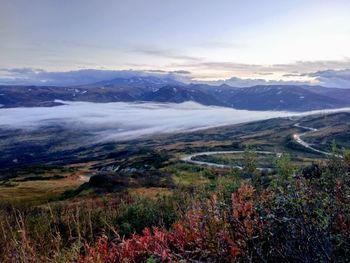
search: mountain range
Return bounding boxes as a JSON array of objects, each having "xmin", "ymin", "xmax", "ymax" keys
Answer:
[{"xmin": 1, "ymin": 76, "xmax": 350, "ymax": 111}]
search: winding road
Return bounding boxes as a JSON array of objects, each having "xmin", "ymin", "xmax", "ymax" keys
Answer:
[
  {"xmin": 181, "ymin": 122, "xmax": 338, "ymax": 170},
  {"xmin": 292, "ymin": 123, "xmax": 334, "ymax": 156},
  {"xmin": 181, "ymin": 150, "xmax": 280, "ymax": 171}
]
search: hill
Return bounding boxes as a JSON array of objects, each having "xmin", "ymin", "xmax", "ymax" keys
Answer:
[{"xmin": 1, "ymin": 77, "xmax": 350, "ymax": 111}]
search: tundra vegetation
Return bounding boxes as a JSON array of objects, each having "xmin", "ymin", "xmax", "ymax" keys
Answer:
[
  {"xmin": 0, "ymin": 148, "xmax": 349, "ymax": 262},
  {"xmin": 1, "ymin": 113, "xmax": 350, "ymax": 262}
]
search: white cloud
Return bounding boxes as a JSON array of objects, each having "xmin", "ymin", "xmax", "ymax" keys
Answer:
[
  {"xmin": 0, "ymin": 101, "xmax": 298, "ymax": 142},
  {"xmin": 0, "ymin": 68, "xmax": 193, "ymax": 86},
  {"xmin": 306, "ymin": 69, "xmax": 350, "ymax": 89},
  {"xmin": 2, "ymin": 64, "xmax": 350, "ymax": 89},
  {"xmin": 195, "ymin": 76, "xmax": 311, "ymax": 88},
  {"xmin": 1, "ymin": 101, "xmax": 349, "ymax": 143}
]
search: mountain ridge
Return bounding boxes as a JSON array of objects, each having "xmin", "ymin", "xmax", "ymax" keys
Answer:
[{"xmin": 0, "ymin": 76, "xmax": 350, "ymax": 111}]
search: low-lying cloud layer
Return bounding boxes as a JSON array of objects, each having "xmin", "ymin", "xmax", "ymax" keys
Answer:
[
  {"xmin": 0, "ymin": 101, "xmax": 293, "ymax": 141},
  {"xmin": 1, "ymin": 101, "xmax": 349, "ymax": 142}
]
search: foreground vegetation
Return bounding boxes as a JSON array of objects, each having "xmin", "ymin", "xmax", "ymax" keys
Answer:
[{"xmin": 1, "ymin": 148, "xmax": 350, "ymax": 262}]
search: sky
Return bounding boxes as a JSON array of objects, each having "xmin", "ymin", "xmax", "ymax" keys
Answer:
[{"xmin": 1, "ymin": 0, "xmax": 350, "ymax": 87}]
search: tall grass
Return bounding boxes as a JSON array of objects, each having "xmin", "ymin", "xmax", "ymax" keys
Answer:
[{"xmin": 0, "ymin": 190, "xmax": 190, "ymax": 262}]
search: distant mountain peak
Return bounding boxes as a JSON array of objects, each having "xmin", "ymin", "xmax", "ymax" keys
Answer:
[
  {"xmin": 90, "ymin": 76, "xmax": 184, "ymax": 88},
  {"xmin": 1, "ymin": 81, "xmax": 350, "ymax": 111}
]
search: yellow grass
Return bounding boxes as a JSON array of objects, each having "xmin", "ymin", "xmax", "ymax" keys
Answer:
[
  {"xmin": 0, "ymin": 162, "xmax": 96, "ymax": 205},
  {"xmin": 128, "ymin": 187, "xmax": 172, "ymax": 199},
  {"xmin": 172, "ymin": 171, "xmax": 210, "ymax": 187},
  {"xmin": 0, "ymin": 177, "xmax": 83, "ymax": 204}
]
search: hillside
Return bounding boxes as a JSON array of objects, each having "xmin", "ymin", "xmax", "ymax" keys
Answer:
[
  {"xmin": 1, "ymin": 112, "xmax": 350, "ymax": 262},
  {"xmin": 225, "ymin": 85, "xmax": 347, "ymax": 111}
]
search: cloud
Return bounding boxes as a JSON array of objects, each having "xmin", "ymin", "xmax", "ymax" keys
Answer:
[
  {"xmin": 0, "ymin": 68, "xmax": 193, "ymax": 86},
  {"xmin": 305, "ymin": 69, "xmax": 350, "ymax": 88},
  {"xmin": 169, "ymin": 70, "xmax": 191, "ymax": 74},
  {"xmin": 256, "ymin": 72, "xmax": 274, "ymax": 76},
  {"xmin": 2, "ymin": 68, "xmax": 45, "ymax": 74},
  {"xmin": 0, "ymin": 67, "xmax": 313, "ymax": 88},
  {"xmin": 168, "ymin": 59, "xmax": 350, "ymax": 88},
  {"xmin": 1, "ymin": 101, "xmax": 348, "ymax": 143},
  {"xmin": 197, "ymin": 41, "xmax": 247, "ymax": 49},
  {"xmin": 283, "ymin": 72, "xmax": 302, "ymax": 77},
  {"xmin": 0, "ymin": 101, "xmax": 300, "ymax": 142},
  {"xmin": 132, "ymin": 47, "xmax": 202, "ymax": 61},
  {"xmin": 170, "ymin": 59, "xmax": 350, "ymax": 77},
  {"xmin": 196, "ymin": 76, "xmax": 311, "ymax": 88},
  {"xmin": 145, "ymin": 69, "xmax": 191, "ymax": 74},
  {"xmin": 2, "ymin": 62, "xmax": 350, "ymax": 89}
]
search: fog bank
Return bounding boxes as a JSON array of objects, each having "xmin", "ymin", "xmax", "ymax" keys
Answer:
[{"xmin": 0, "ymin": 101, "xmax": 349, "ymax": 141}]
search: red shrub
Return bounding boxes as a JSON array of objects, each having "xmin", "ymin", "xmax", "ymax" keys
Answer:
[{"xmin": 79, "ymin": 183, "xmax": 266, "ymax": 262}]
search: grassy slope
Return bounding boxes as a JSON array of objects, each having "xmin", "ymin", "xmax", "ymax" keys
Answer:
[{"xmin": 0, "ymin": 112, "xmax": 349, "ymax": 205}]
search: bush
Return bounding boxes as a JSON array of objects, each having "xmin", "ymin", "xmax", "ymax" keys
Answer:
[
  {"xmin": 116, "ymin": 196, "xmax": 179, "ymax": 237},
  {"xmin": 2, "ymin": 152, "xmax": 350, "ymax": 262}
]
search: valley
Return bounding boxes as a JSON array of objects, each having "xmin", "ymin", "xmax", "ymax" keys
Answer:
[
  {"xmin": 1, "ymin": 110, "xmax": 349, "ymax": 204},
  {"xmin": 1, "ymin": 79, "xmax": 350, "ymax": 261},
  {"xmin": 3, "ymin": 1, "xmax": 350, "ymax": 261}
]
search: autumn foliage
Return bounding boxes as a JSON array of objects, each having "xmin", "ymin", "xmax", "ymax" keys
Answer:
[
  {"xmin": 2, "ymin": 152, "xmax": 350, "ymax": 262},
  {"xmin": 78, "ymin": 155, "xmax": 350, "ymax": 262},
  {"xmin": 79, "ymin": 183, "xmax": 264, "ymax": 262}
]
